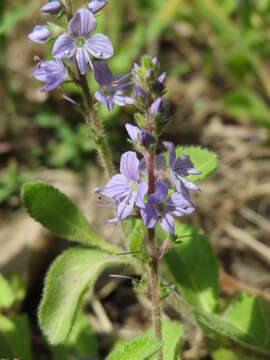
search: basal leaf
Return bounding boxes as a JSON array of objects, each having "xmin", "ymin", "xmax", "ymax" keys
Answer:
[
  {"xmin": 22, "ymin": 182, "xmax": 117, "ymax": 253},
  {"xmin": 0, "ymin": 274, "xmax": 15, "ymax": 309},
  {"xmin": 0, "ymin": 314, "xmax": 32, "ymax": 360},
  {"xmin": 164, "ymin": 222, "xmax": 219, "ymax": 313},
  {"xmin": 39, "ymin": 248, "xmax": 132, "ymax": 345}
]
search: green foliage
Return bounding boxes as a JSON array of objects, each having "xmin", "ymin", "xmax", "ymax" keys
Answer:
[
  {"xmin": 174, "ymin": 146, "xmax": 219, "ymax": 183},
  {"xmin": 0, "ymin": 163, "xmax": 30, "ymax": 205},
  {"xmin": 0, "ymin": 274, "xmax": 15, "ymax": 310},
  {"xmin": 108, "ymin": 320, "xmax": 183, "ymax": 360},
  {"xmin": 196, "ymin": 293, "xmax": 270, "ymax": 355},
  {"xmin": 0, "ymin": 314, "xmax": 32, "ymax": 360},
  {"xmin": 223, "ymin": 90, "xmax": 270, "ymax": 129},
  {"xmin": 34, "ymin": 113, "xmax": 95, "ymax": 169},
  {"xmin": 52, "ymin": 311, "xmax": 98, "ymax": 359},
  {"xmin": 39, "ymin": 247, "xmax": 132, "ymax": 345},
  {"xmin": 127, "ymin": 220, "xmax": 145, "ymax": 253},
  {"xmin": 22, "ymin": 182, "xmax": 118, "ymax": 253},
  {"xmin": 165, "ymin": 223, "xmax": 219, "ymax": 313},
  {"xmin": 0, "ymin": 2, "xmax": 39, "ymax": 35}
]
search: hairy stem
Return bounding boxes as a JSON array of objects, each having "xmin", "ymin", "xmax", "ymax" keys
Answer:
[
  {"xmin": 77, "ymin": 70, "xmax": 115, "ymax": 179},
  {"xmin": 147, "ymin": 115, "xmax": 163, "ymax": 359}
]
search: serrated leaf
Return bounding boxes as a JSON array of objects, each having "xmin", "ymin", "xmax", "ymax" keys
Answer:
[
  {"xmin": 196, "ymin": 293, "xmax": 270, "ymax": 355},
  {"xmin": 0, "ymin": 274, "xmax": 15, "ymax": 309},
  {"xmin": 0, "ymin": 314, "xmax": 32, "ymax": 360},
  {"xmin": 174, "ymin": 146, "xmax": 218, "ymax": 183},
  {"xmin": 52, "ymin": 311, "xmax": 98, "ymax": 359},
  {"xmin": 164, "ymin": 222, "xmax": 219, "ymax": 313},
  {"xmin": 108, "ymin": 320, "xmax": 183, "ymax": 360},
  {"xmin": 223, "ymin": 90, "xmax": 270, "ymax": 129},
  {"xmin": 39, "ymin": 248, "xmax": 132, "ymax": 345},
  {"xmin": 22, "ymin": 182, "xmax": 117, "ymax": 253}
]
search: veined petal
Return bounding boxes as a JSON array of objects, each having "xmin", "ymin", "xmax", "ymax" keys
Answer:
[
  {"xmin": 52, "ymin": 33, "xmax": 75, "ymax": 59},
  {"xmin": 104, "ymin": 174, "xmax": 129, "ymax": 199},
  {"xmin": 163, "ymin": 141, "xmax": 176, "ymax": 168},
  {"xmin": 120, "ymin": 151, "xmax": 139, "ymax": 181},
  {"xmin": 174, "ymin": 155, "xmax": 199, "ymax": 177},
  {"xmin": 76, "ymin": 47, "xmax": 89, "ymax": 75},
  {"xmin": 69, "ymin": 8, "xmax": 96, "ymax": 37},
  {"xmin": 86, "ymin": 34, "xmax": 113, "ymax": 59},
  {"xmin": 117, "ymin": 192, "xmax": 135, "ymax": 221},
  {"xmin": 149, "ymin": 180, "xmax": 168, "ymax": 204},
  {"xmin": 93, "ymin": 60, "xmax": 113, "ymax": 87},
  {"xmin": 167, "ymin": 192, "xmax": 195, "ymax": 216},
  {"xmin": 135, "ymin": 181, "xmax": 148, "ymax": 208},
  {"xmin": 125, "ymin": 123, "xmax": 141, "ymax": 143},
  {"xmin": 141, "ymin": 204, "xmax": 159, "ymax": 228},
  {"xmin": 160, "ymin": 212, "xmax": 174, "ymax": 236},
  {"xmin": 113, "ymin": 95, "xmax": 135, "ymax": 106}
]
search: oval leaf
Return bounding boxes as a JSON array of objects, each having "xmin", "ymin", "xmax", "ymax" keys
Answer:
[
  {"xmin": 39, "ymin": 248, "xmax": 132, "ymax": 344},
  {"xmin": 164, "ymin": 222, "xmax": 219, "ymax": 313},
  {"xmin": 22, "ymin": 182, "xmax": 117, "ymax": 253}
]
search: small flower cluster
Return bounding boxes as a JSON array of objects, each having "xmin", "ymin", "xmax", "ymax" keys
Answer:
[
  {"xmin": 100, "ymin": 56, "xmax": 200, "ymax": 237},
  {"xmin": 29, "ymin": 0, "xmax": 133, "ymax": 109}
]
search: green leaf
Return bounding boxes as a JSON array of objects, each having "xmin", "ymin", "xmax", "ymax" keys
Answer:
[
  {"xmin": 107, "ymin": 332, "xmax": 161, "ymax": 360},
  {"xmin": 164, "ymin": 222, "xmax": 219, "ymax": 313},
  {"xmin": 52, "ymin": 311, "xmax": 98, "ymax": 359},
  {"xmin": 161, "ymin": 320, "xmax": 183, "ymax": 360},
  {"xmin": 39, "ymin": 247, "xmax": 132, "ymax": 345},
  {"xmin": 0, "ymin": 274, "xmax": 15, "ymax": 309},
  {"xmin": 127, "ymin": 220, "xmax": 145, "ymax": 253},
  {"xmin": 195, "ymin": 293, "xmax": 270, "ymax": 355},
  {"xmin": 0, "ymin": 314, "xmax": 32, "ymax": 360},
  {"xmin": 108, "ymin": 320, "xmax": 183, "ymax": 360},
  {"xmin": 223, "ymin": 90, "xmax": 270, "ymax": 129},
  {"xmin": 174, "ymin": 146, "xmax": 218, "ymax": 183},
  {"xmin": 22, "ymin": 182, "xmax": 117, "ymax": 253},
  {"xmin": 211, "ymin": 346, "xmax": 255, "ymax": 360}
]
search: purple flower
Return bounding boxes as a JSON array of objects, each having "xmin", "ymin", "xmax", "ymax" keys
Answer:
[
  {"xmin": 28, "ymin": 25, "xmax": 52, "ymax": 43},
  {"xmin": 33, "ymin": 59, "xmax": 67, "ymax": 91},
  {"xmin": 88, "ymin": 0, "xmax": 107, "ymax": 14},
  {"xmin": 52, "ymin": 8, "xmax": 113, "ymax": 74},
  {"xmin": 40, "ymin": 1, "xmax": 62, "ymax": 15},
  {"xmin": 93, "ymin": 61, "xmax": 134, "ymax": 111},
  {"xmin": 163, "ymin": 142, "xmax": 200, "ymax": 193},
  {"xmin": 125, "ymin": 124, "xmax": 154, "ymax": 147},
  {"xmin": 141, "ymin": 181, "xmax": 195, "ymax": 236},
  {"xmin": 151, "ymin": 97, "xmax": 163, "ymax": 116},
  {"xmin": 154, "ymin": 72, "xmax": 166, "ymax": 93},
  {"xmin": 104, "ymin": 151, "xmax": 148, "ymax": 222}
]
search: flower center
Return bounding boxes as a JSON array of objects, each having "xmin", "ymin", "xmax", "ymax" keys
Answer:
[{"xmin": 76, "ymin": 37, "xmax": 85, "ymax": 47}]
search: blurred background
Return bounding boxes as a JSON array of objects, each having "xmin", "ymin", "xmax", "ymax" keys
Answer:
[{"xmin": 1, "ymin": 0, "xmax": 270, "ymax": 358}]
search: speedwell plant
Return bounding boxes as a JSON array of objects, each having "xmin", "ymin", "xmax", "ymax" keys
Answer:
[{"xmin": 21, "ymin": 1, "xmax": 270, "ymax": 359}]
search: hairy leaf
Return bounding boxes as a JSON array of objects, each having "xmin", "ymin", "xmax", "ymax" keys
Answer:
[
  {"xmin": 52, "ymin": 311, "xmax": 98, "ymax": 359},
  {"xmin": 196, "ymin": 293, "xmax": 270, "ymax": 355},
  {"xmin": 39, "ymin": 248, "xmax": 132, "ymax": 345},
  {"xmin": 22, "ymin": 182, "xmax": 117, "ymax": 253},
  {"xmin": 0, "ymin": 274, "xmax": 15, "ymax": 309},
  {"xmin": 0, "ymin": 314, "xmax": 32, "ymax": 360},
  {"xmin": 108, "ymin": 320, "xmax": 183, "ymax": 360},
  {"xmin": 164, "ymin": 222, "xmax": 219, "ymax": 313}
]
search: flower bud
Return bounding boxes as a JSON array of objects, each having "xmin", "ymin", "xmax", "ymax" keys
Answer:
[
  {"xmin": 40, "ymin": 1, "xmax": 62, "ymax": 15},
  {"xmin": 151, "ymin": 97, "xmax": 163, "ymax": 116},
  {"xmin": 88, "ymin": 0, "xmax": 108, "ymax": 14},
  {"xmin": 28, "ymin": 25, "xmax": 52, "ymax": 43}
]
